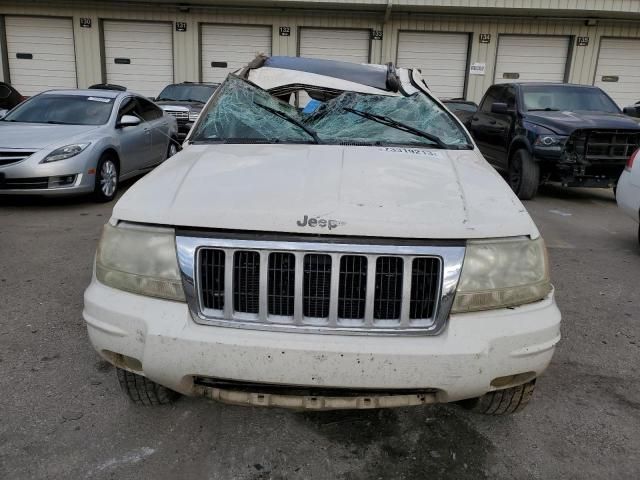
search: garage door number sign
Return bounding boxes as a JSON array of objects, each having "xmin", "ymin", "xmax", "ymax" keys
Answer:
[
  {"xmin": 176, "ymin": 22, "xmax": 187, "ymax": 32},
  {"xmin": 576, "ymin": 37, "xmax": 589, "ymax": 46},
  {"xmin": 79, "ymin": 18, "xmax": 92, "ymax": 28}
]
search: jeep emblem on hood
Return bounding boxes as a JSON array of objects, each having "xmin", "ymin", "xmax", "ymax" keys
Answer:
[{"xmin": 297, "ymin": 215, "xmax": 341, "ymax": 230}]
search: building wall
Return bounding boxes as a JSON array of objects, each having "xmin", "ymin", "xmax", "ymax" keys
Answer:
[{"xmin": 1, "ymin": 0, "xmax": 640, "ymax": 102}]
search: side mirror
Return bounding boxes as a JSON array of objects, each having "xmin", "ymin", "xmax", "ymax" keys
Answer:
[
  {"xmin": 623, "ymin": 106, "xmax": 640, "ymax": 118},
  {"xmin": 491, "ymin": 102, "xmax": 509, "ymax": 115},
  {"xmin": 148, "ymin": 97, "xmax": 156, "ymax": 102},
  {"xmin": 0, "ymin": 109, "xmax": 7, "ymax": 120},
  {"xmin": 117, "ymin": 114, "xmax": 141, "ymax": 128}
]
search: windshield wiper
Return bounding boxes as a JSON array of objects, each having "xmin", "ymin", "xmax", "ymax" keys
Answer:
[
  {"xmin": 45, "ymin": 120, "xmax": 72, "ymax": 125},
  {"xmin": 252, "ymin": 100, "xmax": 319, "ymax": 144},
  {"xmin": 343, "ymin": 107, "xmax": 448, "ymax": 148},
  {"xmin": 528, "ymin": 108, "xmax": 559, "ymax": 112}
]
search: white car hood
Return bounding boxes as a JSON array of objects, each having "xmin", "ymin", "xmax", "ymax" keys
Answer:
[{"xmin": 113, "ymin": 144, "xmax": 538, "ymax": 240}]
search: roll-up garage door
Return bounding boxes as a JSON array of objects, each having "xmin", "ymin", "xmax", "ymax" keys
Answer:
[
  {"xmin": 495, "ymin": 35, "xmax": 570, "ymax": 84},
  {"xmin": 299, "ymin": 28, "xmax": 370, "ymax": 63},
  {"xmin": 397, "ymin": 32, "xmax": 469, "ymax": 98},
  {"xmin": 201, "ymin": 25, "xmax": 272, "ymax": 83},
  {"xmin": 103, "ymin": 21, "xmax": 173, "ymax": 97},
  {"xmin": 594, "ymin": 38, "xmax": 640, "ymax": 108},
  {"xmin": 5, "ymin": 16, "xmax": 77, "ymax": 96}
]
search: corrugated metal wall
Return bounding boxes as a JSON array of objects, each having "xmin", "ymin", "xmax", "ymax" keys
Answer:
[{"xmin": 1, "ymin": 1, "xmax": 640, "ymax": 102}]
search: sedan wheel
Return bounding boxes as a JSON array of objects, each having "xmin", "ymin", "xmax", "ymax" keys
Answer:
[
  {"xmin": 167, "ymin": 141, "xmax": 178, "ymax": 159},
  {"xmin": 94, "ymin": 156, "xmax": 119, "ymax": 202}
]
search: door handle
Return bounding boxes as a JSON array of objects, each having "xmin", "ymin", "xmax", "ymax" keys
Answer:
[
  {"xmin": 487, "ymin": 127, "xmax": 505, "ymax": 133},
  {"xmin": 489, "ymin": 119, "xmax": 497, "ymax": 125},
  {"xmin": 472, "ymin": 116, "xmax": 479, "ymax": 121}
]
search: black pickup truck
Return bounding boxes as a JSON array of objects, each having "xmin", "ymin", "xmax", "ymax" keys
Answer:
[{"xmin": 468, "ymin": 83, "xmax": 640, "ymax": 199}]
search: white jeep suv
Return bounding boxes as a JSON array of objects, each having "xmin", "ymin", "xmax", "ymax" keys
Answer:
[{"xmin": 83, "ymin": 56, "xmax": 561, "ymax": 414}]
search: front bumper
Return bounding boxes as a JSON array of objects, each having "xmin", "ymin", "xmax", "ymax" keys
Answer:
[
  {"xmin": 0, "ymin": 150, "xmax": 96, "ymax": 195},
  {"xmin": 84, "ymin": 279, "xmax": 561, "ymax": 406}
]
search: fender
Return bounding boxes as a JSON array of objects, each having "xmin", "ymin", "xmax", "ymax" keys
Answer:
[{"xmin": 508, "ymin": 134, "xmax": 533, "ymax": 163}]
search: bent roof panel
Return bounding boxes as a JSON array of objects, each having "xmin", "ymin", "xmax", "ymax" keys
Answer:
[{"xmin": 263, "ymin": 56, "xmax": 390, "ymax": 91}]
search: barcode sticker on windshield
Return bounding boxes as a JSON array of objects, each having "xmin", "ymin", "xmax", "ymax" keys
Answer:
[
  {"xmin": 87, "ymin": 97, "xmax": 112, "ymax": 103},
  {"xmin": 379, "ymin": 147, "xmax": 443, "ymax": 158}
]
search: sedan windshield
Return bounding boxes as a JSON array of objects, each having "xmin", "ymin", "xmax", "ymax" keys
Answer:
[
  {"xmin": 3, "ymin": 95, "xmax": 114, "ymax": 125},
  {"xmin": 522, "ymin": 85, "xmax": 620, "ymax": 113},
  {"xmin": 190, "ymin": 75, "xmax": 470, "ymax": 148},
  {"xmin": 156, "ymin": 84, "xmax": 218, "ymax": 104}
]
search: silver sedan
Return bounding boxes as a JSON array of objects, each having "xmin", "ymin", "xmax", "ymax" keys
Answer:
[{"xmin": 0, "ymin": 89, "xmax": 178, "ymax": 201}]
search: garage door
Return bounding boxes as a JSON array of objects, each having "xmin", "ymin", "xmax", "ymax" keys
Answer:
[
  {"xmin": 103, "ymin": 21, "xmax": 173, "ymax": 97},
  {"xmin": 201, "ymin": 25, "xmax": 272, "ymax": 83},
  {"xmin": 594, "ymin": 38, "xmax": 640, "ymax": 108},
  {"xmin": 495, "ymin": 35, "xmax": 570, "ymax": 84},
  {"xmin": 397, "ymin": 32, "xmax": 469, "ymax": 98},
  {"xmin": 5, "ymin": 16, "xmax": 77, "ymax": 96},
  {"xmin": 299, "ymin": 28, "xmax": 370, "ymax": 63}
]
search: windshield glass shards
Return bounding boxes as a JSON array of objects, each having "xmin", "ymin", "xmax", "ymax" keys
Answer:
[
  {"xmin": 190, "ymin": 76, "xmax": 317, "ymax": 144},
  {"xmin": 190, "ymin": 75, "xmax": 470, "ymax": 148}
]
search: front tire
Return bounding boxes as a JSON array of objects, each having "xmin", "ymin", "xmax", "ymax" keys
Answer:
[
  {"xmin": 509, "ymin": 149, "xmax": 540, "ymax": 200},
  {"xmin": 93, "ymin": 154, "xmax": 119, "ymax": 202},
  {"xmin": 458, "ymin": 380, "xmax": 536, "ymax": 415},
  {"xmin": 116, "ymin": 368, "xmax": 179, "ymax": 406},
  {"xmin": 166, "ymin": 138, "xmax": 179, "ymax": 159}
]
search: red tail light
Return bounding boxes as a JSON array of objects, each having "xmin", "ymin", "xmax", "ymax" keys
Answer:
[{"xmin": 627, "ymin": 149, "xmax": 639, "ymax": 172}]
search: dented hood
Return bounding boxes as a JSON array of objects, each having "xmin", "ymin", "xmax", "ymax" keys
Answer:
[{"xmin": 113, "ymin": 144, "xmax": 538, "ymax": 240}]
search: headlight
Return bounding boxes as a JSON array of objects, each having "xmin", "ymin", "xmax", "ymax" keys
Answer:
[
  {"xmin": 188, "ymin": 110, "xmax": 200, "ymax": 122},
  {"xmin": 534, "ymin": 135, "xmax": 567, "ymax": 148},
  {"xmin": 41, "ymin": 143, "xmax": 90, "ymax": 163},
  {"xmin": 451, "ymin": 237, "xmax": 552, "ymax": 313},
  {"xmin": 95, "ymin": 222, "xmax": 185, "ymax": 302}
]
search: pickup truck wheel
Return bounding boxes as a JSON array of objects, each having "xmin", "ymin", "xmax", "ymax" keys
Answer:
[
  {"xmin": 509, "ymin": 149, "xmax": 540, "ymax": 200},
  {"xmin": 116, "ymin": 368, "xmax": 179, "ymax": 406},
  {"xmin": 458, "ymin": 379, "xmax": 536, "ymax": 415}
]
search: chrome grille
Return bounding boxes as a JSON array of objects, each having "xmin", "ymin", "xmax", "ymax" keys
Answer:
[
  {"xmin": 233, "ymin": 251, "xmax": 260, "ymax": 314},
  {"xmin": 268, "ymin": 252, "xmax": 295, "ymax": 316},
  {"xmin": 303, "ymin": 254, "xmax": 332, "ymax": 318},
  {"xmin": 410, "ymin": 258, "xmax": 440, "ymax": 319},
  {"xmin": 374, "ymin": 257, "xmax": 404, "ymax": 320},
  {"xmin": 338, "ymin": 255, "xmax": 367, "ymax": 320},
  {"xmin": 179, "ymin": 237, "xmax": 465, "ymax": 335},
  {"xmin": 164, "ymin": 110, "xmax": 189, "ymax": 120},
  {"xmin": 0, "ymin": 150, "xmax": 36, "ymax": 166},
  {"xmin": 200, "ymin": 249, "xmax": 225, "ymax": 310}
]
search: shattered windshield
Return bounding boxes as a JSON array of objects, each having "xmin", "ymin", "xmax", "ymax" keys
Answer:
[{"xmin": 190, "ymin": 75, "xmax": 470, "ymax": 148}]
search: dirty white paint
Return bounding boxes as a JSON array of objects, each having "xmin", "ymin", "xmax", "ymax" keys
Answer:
[{"xmin": 94, "ymin": 447, "xmax": 156, "ymax": 473}]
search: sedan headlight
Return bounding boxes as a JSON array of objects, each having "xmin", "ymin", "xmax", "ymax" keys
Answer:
[
  {"xmin": 534, "ymin": 135, "xmax": 568, "ymax": 148},
  {"xmin": 188, "ymin": 110, "xmax": 200, "ymax": 122},
  {"xmin": 451, "ymin": 237, "xmax": 552, "ymax": 313},
  {"xmin": 95, "ymin": 222, "xmax": 185, "ymax": 302},
  {"xmin": 41, "ymin": 143, "xmax": 90, "ymax": 163}
]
